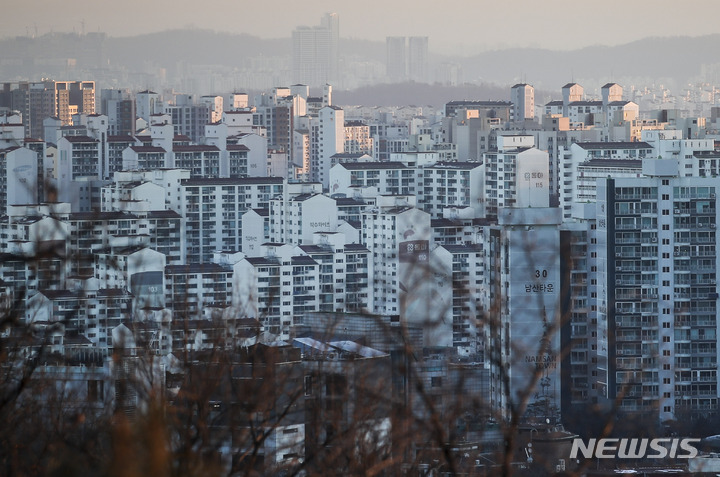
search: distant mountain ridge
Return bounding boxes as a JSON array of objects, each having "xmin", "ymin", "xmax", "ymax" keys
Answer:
[{"xmin": 460, "ymin": 35, "xmax": 720, "ymax": 91}]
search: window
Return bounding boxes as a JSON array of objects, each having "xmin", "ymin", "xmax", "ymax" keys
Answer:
[
  {"xmin": 663, "ymin": 378, "xmax": 671, "ymax": 384},
  {"xmin": 663, "ymin": 336, "xmax": 670, "ymax": 343},
  {"xmin": 431, "ymin": 377, "xmax": 442, "ymax": 388},
  {"xmin": 304, "ymin": 375, "xmax": 312, "ymax": 395}
]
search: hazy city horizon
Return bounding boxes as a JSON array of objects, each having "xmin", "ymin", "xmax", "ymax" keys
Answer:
[{"xmin": 5, "ymin": 0, "xmax": 720, "ymax": 55}]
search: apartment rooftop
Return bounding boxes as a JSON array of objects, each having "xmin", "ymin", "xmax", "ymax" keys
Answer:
[
  {"xmin": 338, "ymin": 161, "xmax": 407, "ymax": 170},
  {"xmin": 583, "ymin": 159, "xmax": 643, "ymax": 169},
  {"xmin": 62, "ymin": 135, "xmax": 97, "ymax": 143},
  {"xmin": 442, "ymin": 244, "xmax": 484, "ymax": 253},
  {"xmin": 334, "ymin": 197, "xmax": 367, "ymax": 206},
  {"xmin": 182, "ymin": 177, "xmax": 284, "ymax": 186},
  {"xmin": 576, "ymin": 142, "xmax": 652, "ymax": 150},
  {"xmin": 130, "ymin": 145, "xmax": 165, "ymax": 153},
  {"xmin": 165, "ymin": 263, "xmax": 230, "ymax": 274},
  {"xmin": 173, "ymin": 145, "xmax": 220, "ymax": 153},
  {"xmin": 426, "ymin": 161, "xmax": 482, "ymax": 170},
  {"xmin": 227, "ymin": 144, "xmax": 250, "ymax": 151}
]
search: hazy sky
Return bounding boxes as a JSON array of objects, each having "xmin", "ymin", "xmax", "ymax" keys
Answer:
[{"xmin": 5, "ymin": 0, "xmax": 720, "ymax": 55}]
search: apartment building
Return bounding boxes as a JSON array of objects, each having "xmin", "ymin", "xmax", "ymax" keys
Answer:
[
  {"xmin": 330, "ymin": 161, "xmax": 415, "ymax": 197},
  {"xmin": 164, "ymin": 263, "xmax": 233, "ymax": 319},
  {"xmin": 485, "ymin": 207, "xmax": 563, "ymax": 419},
  {"xmin": 431, "ymin": 243, "xmax": 485, "ymax": 354},
  {"xmin": 482, "ymin": 135, "xmax": 549, "ymax": 217},
  {"xmin": 269, "ymin": 193, "xmax": 338, "ymax": 246},
  {"xmin": 298, "ymin": 232, "xmax": 369, "ymax": 313},
  {"xmin": 0, "ymin": 146, "xmax": 37, "ymax": 215},
  {"xmin": 362, "ymin": 205, "xmax": 431, "ymax": 327},
  {"xmin": 0, "ymin": 80, "xmax": 95, "ymax": 139},
  {"xmin": 233, "ymin": 243, "xmax": 319, "ymax": 340},
  {"xmin": 181, "ymin": 177, "xmax": 285, "ymax": 263},
  {"xmin": 596, "ymin": 159, "xmax": 720, "ymax": 420},
  {"xmin": 418, "ymin": 162, "xmax": 483, "ymax": 218},
  {"xmin": 172, "ymin": 145, "xmax": 221, "ymax": 177},
  {"xmin": 558, "ymin": 141, "xmax": 653, "ymax": 221},
  {"xmin": 25, "ymin": 288, "xmax": 132, "ymax": 349}
]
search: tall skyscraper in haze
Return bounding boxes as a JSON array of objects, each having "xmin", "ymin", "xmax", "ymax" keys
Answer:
[
  {"xmin": 408, "ymin": 36, "xmax": 429, "ymax": 83},
  {"xmin": 386, "ymin": 36, "xmax": 407, "ymax": 81},
  {"xmin": 292, "ymin": 13, "xmax": 339, "ymax": 87},
  {"xmin": 386, "ymin": 36, "xmax": 429, "ymax": 83}
]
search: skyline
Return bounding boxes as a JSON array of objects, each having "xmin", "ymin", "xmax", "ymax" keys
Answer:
[{"xmin": 4, "ymin": 0, "xmax": 720, "ymax": 55}]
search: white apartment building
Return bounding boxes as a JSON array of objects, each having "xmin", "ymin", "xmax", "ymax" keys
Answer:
[
  {"xmin": 233, "ymin": 243, "xmax": 319, "ymax": 340},
  {"xmin": 172, "ymin": 145, "xmax": 221, "ymax": 177},
  {"xmin": 329, "ymin": 161, "xmax": 415, "ymax": 197},
  {"xmin": 486, "ymin": 207, "xmax": 563, "ymax": 418},
  {"xmin": 430, "ymin": 243, "xmax": 485, "ymax": 355},
  {"xmin": 418, "ymin": 162, "xmax": 483, "ymax": 218},
  {"xmin": 181, "ymin": 177, "xmax": 285, "ymax": 263},
  {"xmin": 641, "ymin": 130, "xmax": 715, "ymax": 176},
  {"xmin": 0, "ymin": 211, "xmax": 69, "ymax": 258},
  {"xmin": 314, "ymin": 106, "xmax": 344, "ymax": 188},
  {"xmin": 0, "ymin": 146, "xmax": 37, "ymax": 215},
  {"xmin": 596, "ymin": 159, "xmax": 720, "ymax": 421},
  {"xmin": 269, "ymin": 193, "xmax": 339, "ymax": 246},
  {"xmin": 362, "ymin": 206, "xmax": 431, "ymax": 327},
  {"xmin": 482, "ymin": 135, "xmax": 549, "ymax": 217},
  {"xmin": 511, "ymin": 83, "xmax": 535, "ymax": 122},
  {"xmin": 122, "ymin": 145, "xmax": 167, "ymax": 171},
  {"xmin": 25, "ymin": 288, "xmax": 132, "ymax": 348},
  {"xmin": 558, "ymin": 141, "xmax": 653, "ymax": 221},
  {"xmin": 241, "ymin": 208, "xmax": 270, "ymax": 257},
  {"xmin": 95, "ymin": 246, "xmax": 166, "ymax": 313},
  {"xmin": 136, "ymin": 90, "xmax": 161, "ymax": 124},
  {"xmin": 164, "ymin": 263, "xmax": 233, "ymax": 319},
  {"xmin": 298, "ymin": 232, "xmax": 369, "ymax": 313},
  {"xmin": 344, "ymin": 120, "xmax": 373, "ymax": 155},
  {"xmin": 233, "ymin": 134, "xmax": 268, "ymax": 175},
  {"xmin": 102, "ymin": 169, "xmax": 190, "ymax": 213}
]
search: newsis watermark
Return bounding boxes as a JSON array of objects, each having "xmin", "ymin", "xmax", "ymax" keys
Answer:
[{"xmin": 569, "ymin": 438, "xmax": 702, "ymax": 460}]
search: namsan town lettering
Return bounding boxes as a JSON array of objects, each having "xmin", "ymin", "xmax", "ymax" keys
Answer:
[
  {"xmin": 525, "ymin": 354, "xmax": 557, "ymax": 363},
  {"xmin": 569, "ymin": 438, "xmax": 701, "ymax": 459}
]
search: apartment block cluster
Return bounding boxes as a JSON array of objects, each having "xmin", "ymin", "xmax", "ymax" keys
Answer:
[{"xmin": 3, "ymin": 76, "xmax": 720, "ymax": 468}]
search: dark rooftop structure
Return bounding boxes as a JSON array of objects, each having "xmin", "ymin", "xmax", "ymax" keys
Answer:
[
  {"xmin": 182, "ymin": 177, "xmax": 284, "ymax": 186},
  {"xmin": 336, "ymin": 161, "xmax": 407, "ymax": 170}
]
